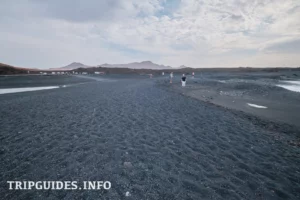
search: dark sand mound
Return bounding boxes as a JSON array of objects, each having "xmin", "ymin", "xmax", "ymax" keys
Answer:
[{"xmin": 1, "ymin": 76, "xmax": 300, "ymax": 199}]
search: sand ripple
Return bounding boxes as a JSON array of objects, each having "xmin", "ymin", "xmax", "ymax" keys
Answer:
[{"xmin": 0, "ymin": 78, "xmax": 299, "ymax": 199}]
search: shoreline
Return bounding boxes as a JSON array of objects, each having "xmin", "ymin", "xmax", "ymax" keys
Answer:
[{"xmin": 156, "ymin": 76, "xmax": 300, "ymax": 138}]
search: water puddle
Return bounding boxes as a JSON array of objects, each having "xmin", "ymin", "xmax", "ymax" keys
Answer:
[
  {"xmin": 218, "ymin": 80, "xmax": 226, "ymax": 83},
  {"xmin": 247, "ymin": 103, "xmax": 267, "ymax": 109},
  {"xmin": 0, "ymin": 86, "xmax": 60, "ymax": 94},
  {"xmin": 277, "ymin": 80, "xmax": 300, "ymax": 92},
  {"xmin": 281, "ymin": 80, "xmax": 300, "ymax": 85}
]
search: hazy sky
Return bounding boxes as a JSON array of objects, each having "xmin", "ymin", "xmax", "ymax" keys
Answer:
[{"xmin": 0, "ymin": 0, "xmax": 300, "ymax": 69}]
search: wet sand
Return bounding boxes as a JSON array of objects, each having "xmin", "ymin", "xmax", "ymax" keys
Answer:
[
  {"xmin": 161, "ymin": 72, "xmax": 300, "ymax": 128},
  {"xmin": 0, "ymin": 75, "xmax": 300, "ymax": 199}
]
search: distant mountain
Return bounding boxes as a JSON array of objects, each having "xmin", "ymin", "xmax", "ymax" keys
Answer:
[
  {"xmin": 51, "ymin": 61, "xmax": 172, "ymax": 70},
  {"xmin": 179, "ymin": 65, "xmax": 188, "ymax": 68},
  {"xmin": 50, "ymin": 62, "xmax": 91, "ymax": 70},
  {"xmin": 99, "ymin": 61, "xmax": 172, "ymax": 70},
  {"xmin": 176, "ymin": 65, "xmax": 193, "ymax": 69}
]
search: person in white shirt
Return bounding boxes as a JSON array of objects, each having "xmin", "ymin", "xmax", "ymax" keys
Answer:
[
  {"xmin": 170, "ymin": 72, "xmax": 173, "ymax": 83},
  {"xmin": 181, "ymin": 74, "xmax": 186, "ymax": 87}
]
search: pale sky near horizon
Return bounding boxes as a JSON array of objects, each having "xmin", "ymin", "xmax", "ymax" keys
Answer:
[{"xmin": 0, "ymin": 0, "xmax": 300, "ymax": 69}]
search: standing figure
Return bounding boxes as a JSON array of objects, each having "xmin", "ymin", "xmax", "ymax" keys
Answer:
[
  {"xmin": 162, "ymin": 72, "xmax": 164, "ymax": 76},
  {"xmin": 181, "ymin": 74, "xmax": 186, "ymax": 87},
  {"xmin": 170, "ymin": 72, "xmax": 173, "ymax": 83},
  {"xmin": 192, "ymin": 72, "xmax": 195, "ymax": 79}
]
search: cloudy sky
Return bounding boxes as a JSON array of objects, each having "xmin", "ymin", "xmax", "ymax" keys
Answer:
[{"xmin": 0, "ymin": 0, "xmax": 300, "ymax": 69}]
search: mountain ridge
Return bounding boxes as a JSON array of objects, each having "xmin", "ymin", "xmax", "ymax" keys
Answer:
[
  {"xmin": 50, "ymin": 62, "xmax": 91, "ymax": 70},
  {"xmin": 52, "ymin": 61, "xmax": 173, "ymax": 70},
  {"xmin": 98, "ymin": 61, "xmax": 172, "ymax": 70}
]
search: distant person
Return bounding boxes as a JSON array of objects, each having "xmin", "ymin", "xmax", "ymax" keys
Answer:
[
  {"xmin": 162, "ymin": 72, "xmax": 164, "ymax": 76},
  {"xmin": 192, "ymin": 72, "xmax": 195, "ymax": 79},
  {"xmin": 181, "ymin": 74, "xmax": 186, "ymax": 87},
  {"xmin": 149, "ymin": 74, "xmax": 153, "ymax": 78},
  {"xmin": 170, "ymin": 72, "xmax": 173, "ymax": 83}
]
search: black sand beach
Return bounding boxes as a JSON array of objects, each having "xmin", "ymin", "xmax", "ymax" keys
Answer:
[{"xmin": 1, "ymin": 75, "xmax": 300, "ymax": 199}]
